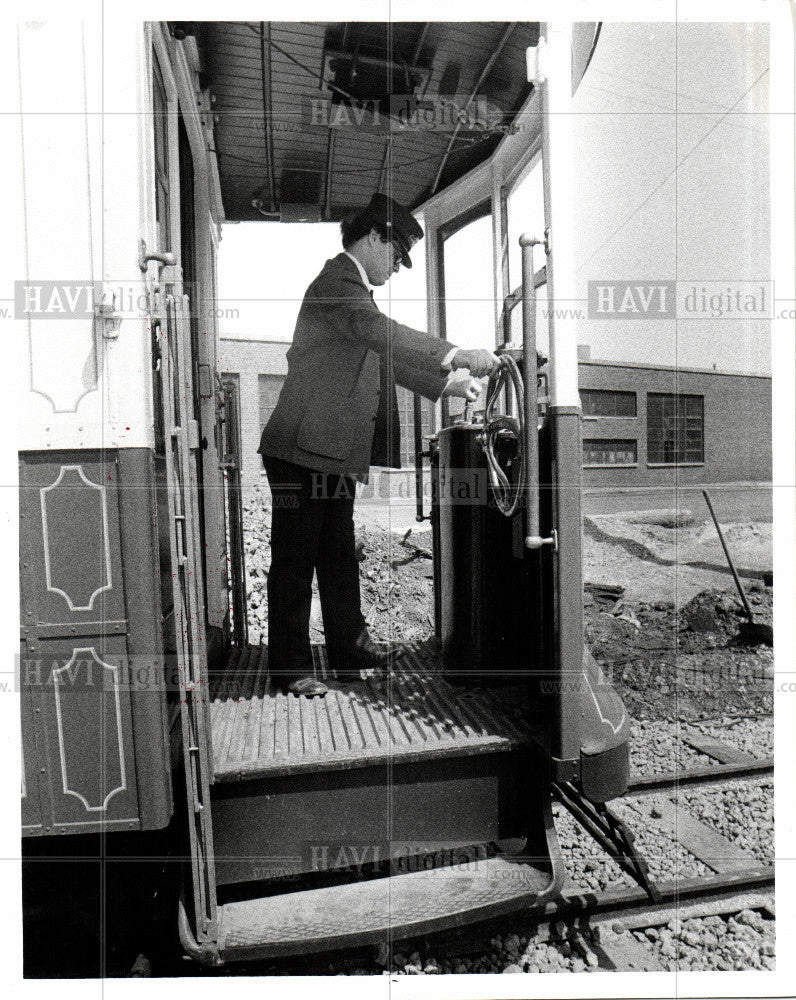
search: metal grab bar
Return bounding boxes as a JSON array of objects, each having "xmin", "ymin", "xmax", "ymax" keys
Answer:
[
  {"xmin": 413, "ymin": 393, "xmax": 429, "ymax": 522},
  {"xmin": 520, "ymin": 234, "xmax": 555, "ymax": 551}
]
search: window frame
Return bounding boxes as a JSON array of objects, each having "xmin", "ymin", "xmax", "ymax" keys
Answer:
[
  {"xmin": 580, "ymin": 388, "xmax": 638, "ymax": 419},
  {"xmin": 646, "ymin": 392, "xmax": 705, "ymax": 467},
  {"xmin": 582, "ymin": 438, "xmax": 638, "ymax": 469}
]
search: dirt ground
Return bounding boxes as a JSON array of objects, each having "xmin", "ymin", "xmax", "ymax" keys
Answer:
[
  {"xmin": 244, "ymin": 489, "xmax": 772, "ymax": 630},
  {"xmin": 584, "ymin": 510, "xmax": 772, "ymax": 606}
]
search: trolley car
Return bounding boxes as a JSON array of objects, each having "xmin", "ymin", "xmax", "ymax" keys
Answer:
[{"xmin": 16, "ymin": 19, "xmax": 641, "ymax": 967}]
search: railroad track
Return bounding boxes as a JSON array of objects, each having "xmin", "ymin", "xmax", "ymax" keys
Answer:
[
  {"xmin": 627, "ymin": 755, "xmax": 773, "ymax": 794},
  {"xmin": 550, "ymin": 755, "xmax": 775, "ymax": 971},
  {"xmin": 493, "ymin": 869, "xmax": 776, "ymax": 974}
]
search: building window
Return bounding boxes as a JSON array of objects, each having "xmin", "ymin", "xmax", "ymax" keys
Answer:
[
  {"xmin": 583, "ymin": 439, "xmax": 637, "ymax": 466},
  {"xmin": 258, "ymin": 374, "xmax": 285, "ymax": 428},
  {"xmin": 580, "ymin": 388, "xmax": 637, "ymax": 417},
  {"xmin": 647, "ymin": 393, "xmax": 704, "ymax": 464}
]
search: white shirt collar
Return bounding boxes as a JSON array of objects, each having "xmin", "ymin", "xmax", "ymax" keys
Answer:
[{"xmin": 343, "ymin": 250, "xmax": 371, "ymax": 289}]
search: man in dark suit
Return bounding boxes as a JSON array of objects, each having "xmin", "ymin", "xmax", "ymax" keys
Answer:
[{"xmin": 258, "ymin": 193, "xmax": 497, "ymax": 695}]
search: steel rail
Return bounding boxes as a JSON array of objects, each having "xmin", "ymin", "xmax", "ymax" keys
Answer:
[
  {"xmin": 555, "ymin": 868, "xmax": 775, "ymax": 925},
  {"xmin": 626, "ymin": 757, "xmax": 773, "ymax": 796}
]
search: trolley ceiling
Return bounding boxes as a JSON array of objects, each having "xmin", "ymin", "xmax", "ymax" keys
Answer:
[
  {"xmin": 198, "ymin": 21, "xmax": 538, "ymax": 221},
  {"xmin": 179, "ymin": 21, "xmax": 598, "ymax": 223}
]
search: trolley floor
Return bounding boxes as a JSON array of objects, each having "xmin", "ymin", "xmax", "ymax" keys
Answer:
[{"xmin": 208, "ymin": 641, "xmax": 534, "ymax": 781}]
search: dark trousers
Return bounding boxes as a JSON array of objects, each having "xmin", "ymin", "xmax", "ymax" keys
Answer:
[{"xmin": 262, "ymin": 455, "xmax": 365, "ymax": 680}]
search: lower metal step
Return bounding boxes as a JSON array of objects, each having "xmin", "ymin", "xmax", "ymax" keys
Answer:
[{"xmin": 183, "ymin": 854, "xmax": 557, "ymax": 964}]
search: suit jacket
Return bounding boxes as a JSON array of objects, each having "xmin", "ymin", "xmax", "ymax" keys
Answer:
[{"xmin": 258, "ymin": 252, "xmax": 453, "ymax": 482}]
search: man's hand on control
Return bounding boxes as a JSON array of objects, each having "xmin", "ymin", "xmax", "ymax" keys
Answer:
[
  {"xmin": 451, "ymin": 348, "xmax": 499, "ymax": 378},
  {"xmin": 441, "ymin": 376, "xmax": 482, "ymax": 401}
]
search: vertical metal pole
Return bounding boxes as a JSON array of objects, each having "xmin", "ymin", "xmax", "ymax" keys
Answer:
[
  {"xmin": 413, "ymin": 393, "xmax": 425, "ymax": 521},
  {"xmin": 521, "ymin": 235, "xmax": 541, "ymax": 544}
]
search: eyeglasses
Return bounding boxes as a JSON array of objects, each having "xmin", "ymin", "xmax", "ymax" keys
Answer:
[
  {"xmin": 381, "ymin": 236, "xmax": 403, "ymax": 269},
  {"xmin": 390, "ymin": 243, "xmax": 403, "ymax": 269}
]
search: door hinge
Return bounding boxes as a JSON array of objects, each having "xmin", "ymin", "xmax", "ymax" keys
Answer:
[{"xmin": 187, "ymin": 419, "xmax": 200, "ymax": 450}]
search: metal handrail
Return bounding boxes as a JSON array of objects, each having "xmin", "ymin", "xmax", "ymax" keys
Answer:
[{"xmin": 520, "ymin": 235, "xmax": 555, "ymax": 551}]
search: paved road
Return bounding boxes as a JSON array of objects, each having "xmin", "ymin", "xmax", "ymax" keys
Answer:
[
  {"xmin": 355, "ymin": 482, "xmax": 773, "ymax": 534},
  {"xmin": 582, "ymin": 484, "xmax": 773, "ymax": 523}
]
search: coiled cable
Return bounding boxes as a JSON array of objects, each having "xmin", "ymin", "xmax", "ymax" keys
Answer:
[{"xmin": 483, "ymin": 354, "xmax": 525, "ymax": 517}]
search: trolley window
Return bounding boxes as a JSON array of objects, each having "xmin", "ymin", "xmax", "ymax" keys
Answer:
[
  {"xmin": 442, "ymin": 211, "xmax": 495, "ymax": 351},
  {"xmin": 506, "ymin": 159, "xmax": 545, "ymax": 289},
  {"xmin": 504, "ymin": 159, "xmax": 547, "ymax": 354}
]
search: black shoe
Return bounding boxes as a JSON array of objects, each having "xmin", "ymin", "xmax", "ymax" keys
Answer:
[
  {"xmin": 331, "ymin": 629, "xmax": 397, "ymax": 681},
  {"xmin": 285, "ymin": 676, "xmax": 328, "ymax": 697},
  {"xmin": 270, "ymin": 662, "xmax": 328, "ymax": 697}
]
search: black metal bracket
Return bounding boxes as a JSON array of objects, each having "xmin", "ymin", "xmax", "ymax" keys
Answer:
[{"xmin": 553, "ymin": 781, "xmax": 660, "ymax": 903}]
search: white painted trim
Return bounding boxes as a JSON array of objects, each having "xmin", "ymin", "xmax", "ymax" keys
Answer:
[
  {"xmin": 17, "ymin": 22, "xmax": 101, "ymax": 416},
  {"xmin": 585, "ymin": 668, "xmax": 627, "ymax": 738},
  {"xmin": 52, "ymin": 648, "xmax": 128, "ymax": 813},
  {"xmin": 169, "ymin": 30, "xmax": 224, "ymax": 226},
  {"xmin": 540, "ymin": 22, "xmax": 579, "ymax": 408},
  {"xmin": 152, "ymin": 25, "xmax": 181, "ymax": 262},
  {"xmin": 40, "ymin": 465, "xmax": 112, "ymax": 613},
  {"xmin": 48, "ymin": 818, "xmax": 140, "ymax": 827}
]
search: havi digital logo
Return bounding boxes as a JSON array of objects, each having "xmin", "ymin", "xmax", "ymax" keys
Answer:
[
  {"xmin": 588, "ymin": 281, "xmax": 676, "ymax": 319},
  {"xmin": 15, "ymin": 281, "xmax": 100, "ymax": 319}
]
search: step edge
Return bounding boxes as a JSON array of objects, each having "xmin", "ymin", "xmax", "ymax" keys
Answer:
[
  {"xmin": 215, "ymin": 858, "xmax": 555, "ymax": 961},
  {"xmin": 212, "ymin": 735, "xmax": 528, "ymax": 783}
]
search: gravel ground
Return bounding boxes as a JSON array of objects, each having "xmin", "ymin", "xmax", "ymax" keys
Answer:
[
  {"xmin": 631, "ymin": 907, "xmax": 775, "ymax": 971},
  {"xmin": 687, "ymin": 716, "xmax": 773, "ymax": 759},
  {"xmin": 552, "ymin": 791, "xmax": 719, "ymax": 896},
  {"xmin": 386, "ymin": 926, "xmax": 603, "ymax": 974},
  {"xmin": 629, "ymin": 720, "xmax": 715, "ymax": 775},
  {"xmin": 604, "ymin": 650, "xmax": 773, "ymax": 724},
  {"xmin": 585, "ymin": 590, "xmax": 773, "ymax": 723},
  {"xmin": 610, "ymin": 797, "xmax": 716, "ymax": 884},
  {"xmin": 627, "ymin": 717, "xmax": 773, "ymax": 775},
  {"xmin": 678, "ymin": 778, "xmax": 774, "ymax": 865},
  {"xmin": 554, "ymin": 805, "xmax": 636, "ymax": 891}
]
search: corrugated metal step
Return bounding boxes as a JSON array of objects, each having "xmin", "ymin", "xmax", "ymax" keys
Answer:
[
  {"xmin": 215, "ymin": 855, "xmax": 555, "ymax": 962},
  {"xmin": 209, "ymin": 642, "xmax": 534, "ymax": 781}
]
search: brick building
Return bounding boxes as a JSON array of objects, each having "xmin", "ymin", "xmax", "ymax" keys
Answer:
[
  {"xmin": 578, "ymin": 351, "xmax": 771, "ymax": 488},
  {"xmin": 219, "ymin": 337, "xmax": 771, "ymax": 492}
]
